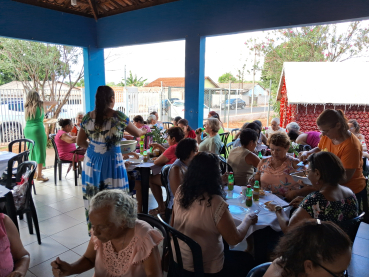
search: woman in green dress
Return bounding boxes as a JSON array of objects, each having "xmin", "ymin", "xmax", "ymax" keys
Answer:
[{"xmin": 24, "ymin": 91, "xmax": 57, "ymax": 182}]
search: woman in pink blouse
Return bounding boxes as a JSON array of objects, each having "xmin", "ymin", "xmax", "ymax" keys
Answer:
[
  {"xmin": 51, "ymin": 190, "xmax": 163, "ymax": 277},
  {"xmin": 172, "ymin": 152, "xmax": 258, "ymax": 277},
  {"xmin": 55, "ymin": 119, "xmax": 84, "ymax": 162},
  {"xmin": 251, "ymin": 132, "xmax": 305, "ymax": 201},
  {"xmin": 0, "ymin": 213, "xmax": 30, "ymax": 277}
]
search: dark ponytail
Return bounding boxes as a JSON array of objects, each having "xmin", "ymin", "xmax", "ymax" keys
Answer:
[
  {"xmin": 58, "ymin": 118, "xmax": 72, "ymax": 128},
  {"xmin": 95, "ymin": 86, "xmax": 114, "ymax": 128}
]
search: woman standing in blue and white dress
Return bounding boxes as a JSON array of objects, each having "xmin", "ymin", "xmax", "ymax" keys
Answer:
[{"xmin": 77, "ymin": 86, "xmax": 146, "ymax": 232}]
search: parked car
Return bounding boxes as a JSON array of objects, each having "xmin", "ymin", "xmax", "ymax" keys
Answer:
[
  {"xmin": 170, "ymin": 100, "xmax": 209, "ymax": 120},
  {"xmin": 221, "ymin": 98, "xmax": 246, "ymax": 110},
  {"xmin": 148, "ymin": 98, "xmax": 180, "ymax": 114}
]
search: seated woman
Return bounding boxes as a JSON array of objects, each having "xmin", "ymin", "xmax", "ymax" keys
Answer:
[
  {"xmin": 267, "ymin": 151, "xmax": 358, "ymax": 233},
  {"xmin": 228, "ymin": 129, "xmax": 260, "ymax": 186},
  {"xmin": 71, "ymin": 112, "xmax": 84, "ymax": 136},
  {"xmin": 348, "ymin": 119, "xmax": 369, "ymax": 158},
  {"xmin": 233, "ymin": 122, "xmax": 261, "ymax": 149},
  {"xmin": 208, "ymin": 111, "xmax": 225, "ymax": 134},
  {"xmin": 252, "ymin": 120, "xmax": 268, "ymax": 151},
  {"xmin": 251, "ymin": 132, "xmax": 304, "ymax": 200},
  {"xmin": 266, "ymin": 118, "xmax": 286, "ymax": 138},
  {"xmin": 132, "ymin": 115, "xmax": 152, "ymax": 151},
  {"xmin": 172, "ymin": 152, "xmax": 258, "ymax": 277},
  {"xmin": 55, "ymin": 119, "xmax": 84, "ymax": 162},
  {"xmin": 264, "ymin": 220, "xmax": 352, "ymax": 277},
  {"xmin": 286, "ymin": 122, "xmax": 303, "ymax": 135},
  {"xmin": 295, "ymin": 131, "xmax": 321, "ymax": 148},
  {"xmin": 196, "ymin": 118, "xmax": 223, "ymax": 154},
  {"xmin": 0, "ymin": 213, "xmax": 30, "ymax": 277},
  {"xmin": 51, "ymin": 190, "xmax": 163, "ymax": 277},
  {"xmin": 137, "ymin": 127, "xmax": 184, "ymax": 215},
  {"xmin": 167, "ymin": 138, "xmax": 198, "ymax": 211},
  {"xmin": 178, "ymin": 119, "xmax": 196, "ymax": 138},
  {"xmin": 172, "ymin": 116, "xmax": 182, "ymax": 127}
]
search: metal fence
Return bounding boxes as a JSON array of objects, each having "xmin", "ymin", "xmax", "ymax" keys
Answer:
[{"xmin": 0, "ymin": 89, "xmax": 83, "ymax": 145}]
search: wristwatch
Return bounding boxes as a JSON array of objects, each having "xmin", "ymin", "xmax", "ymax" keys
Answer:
[{"xmin": 274, "ymin": 205, "xmax": 282, "ymax": 212}]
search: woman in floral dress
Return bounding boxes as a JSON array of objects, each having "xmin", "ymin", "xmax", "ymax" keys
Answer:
[
  {"xmin": 266, "ymin": 151, "xmax": 358, "ymax": 234},
  {"xmin": 77, "ymin": 86, "xmax": 146, "ymax": 231}
]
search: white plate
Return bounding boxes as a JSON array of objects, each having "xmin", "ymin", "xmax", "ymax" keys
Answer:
[
  {"xmin": 290, "ymin": 171, "xmax": 312, "ymax": 185},
  {"xmin": 229, "ymin": 205, "xmax": 248, "ymax": 214}
]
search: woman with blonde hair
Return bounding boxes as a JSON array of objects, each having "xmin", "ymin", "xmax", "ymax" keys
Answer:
[{"xmin": 24, "ymin": 91, "xmax": 57, "ymax": 182}]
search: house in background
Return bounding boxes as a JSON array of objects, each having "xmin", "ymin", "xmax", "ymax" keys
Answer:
[
  {"xmin": 277, "ymin": 62, "xmax": 369, "ymax": 140},
  {"xmin": 145, "ymin": 76, "xmax": 219, "ymax": 88},
  {"xmin": 217, "ymin": 83, "xmax": 268, "ymax": 97}
]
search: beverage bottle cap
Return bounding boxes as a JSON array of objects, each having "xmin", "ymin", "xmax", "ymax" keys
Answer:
[
  {"xmin": 247, "ymin": 185, "xmax": 251, "ymax": 188},
  {"xmin": 229, "ymin": 172, "xmax": 233, "ymax": 175},
  {"xmin": 143, "ymin": 151, "xmax": 147, "ymax": 155}
]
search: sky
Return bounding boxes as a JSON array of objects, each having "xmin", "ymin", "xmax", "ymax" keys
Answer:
[{"xmin": 101, "ymin": 20, "xmax": 369, "ymax": 85}]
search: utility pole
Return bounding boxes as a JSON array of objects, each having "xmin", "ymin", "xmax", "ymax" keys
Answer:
[
  {"xmin": 124, "ymin": 65, "xmax": 129, "ymax": 116},
  {"xmin": 267, "ymin": 79, "xmax": 272, "ymax": 127},
  {"xmin": 251, "ymin": 43, "xmax": 256, "ymax": 114},
  {"xmin": 227, "ymin": 80, "xmax": 231, "ymax": 129}
]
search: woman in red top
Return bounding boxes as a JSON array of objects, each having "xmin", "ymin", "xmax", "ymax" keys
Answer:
[
  {"xmin": 178, "ymin": 119, "xmax": 196, "ymax": 139},
  {"xmin": 147, "ymin": 127, "xmax": 185, "ymax": 217},
  {"xmin": 71, "ymin": 112, "xmax": 84, "ymax": 136}
]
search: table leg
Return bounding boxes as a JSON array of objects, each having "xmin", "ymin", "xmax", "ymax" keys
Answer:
[
  {"xmin": 139, "ymin": 168, "xmax": 150, "ymax": 214},
  {"xmin": 5, "ymin": 192, "xmax": 18, "ymax": 230}
]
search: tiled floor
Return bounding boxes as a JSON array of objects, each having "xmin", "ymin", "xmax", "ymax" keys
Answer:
[{"xmin": 20, "ymin": 165, "xmax": 159, "ymax": 277}]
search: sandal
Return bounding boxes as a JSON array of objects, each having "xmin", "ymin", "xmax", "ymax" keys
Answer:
[{"xmin": 36, "ymin": 175, "xmax": 49, "ymax": 182}]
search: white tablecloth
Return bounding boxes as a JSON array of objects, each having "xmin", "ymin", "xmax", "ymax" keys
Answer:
[
  {"xmin": 0, "ymin": 151, "xmax": 17, "ymax": 177},
  {"xmin": 227, "ymin": 186, "xmax": 291, "ymax": 240},
  {"xmin": 0, "ymin": 186, "xmax": 10, "ymax": 198}
]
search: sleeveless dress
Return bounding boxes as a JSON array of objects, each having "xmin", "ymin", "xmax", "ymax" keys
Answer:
[
  {"xmin": 81, "ymin": 111, "xmax": 130, "ymax": 231},
  {"xmin": 227, "ymin": 147, "xmax": 254, "ymax": 186},
  {"xmin": 0, "ymin": 214, "xmax": 14, "ymax": 277},
  {"xmin": 24, "ymin": 107, "xmax": 46, "ymax": 166},
  {"xmin": 92, "ymin": 220, "xmax": 163, "ymax": 277}
]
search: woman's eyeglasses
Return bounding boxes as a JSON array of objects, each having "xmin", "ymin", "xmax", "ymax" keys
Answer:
[{"xmin": 315, "ymin": 262, "xmax": 348, "ymax": 277}]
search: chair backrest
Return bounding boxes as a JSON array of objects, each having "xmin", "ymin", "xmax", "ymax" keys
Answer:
[
  {"xmin": 338, "ymin": 212, "xmax": 365, "ymax": 241},
  {"xmin": 15, "ymin": 161, "xmax": 37, "ymax": 211},
  {"xmin": 8, "ymin": 139, "xmax": 35, "ymax": 155},
  {"xmin": 137, "ymin": 213, "xmax": 169, "ymax": 270},
  {"xmin": 49, "ymin": 134, "xmax": 61, "ymax": 161},
  {"xmin": 162, "ymin": 122, "xmax": 173, "ymax": 129},
  {"xmin": 161, "ymin": 165, "xmax": 171, "ymax": 207},
  {"xmin": 219, "ymin": 132, "xmax": 229, "ymax": 145},
  {"xmin": 225, "ymin": 141, "xmax": 233, "ymax": 159},
  {"xmin": 246, "ymin": 262, "xmax": 272, "ymax": 277},
  {"xmin": 218, "ymin": 155, "xmax": 234, "ymax": 175},
  {"xmin": 4, "ymin": 151, "xmax": 29, "ymax": 189},
  {"xmin": 230, "ymin": 128, "xmax": 239, "ymax": 140},
  {"xmin": 157, "ymin": 214, "xmax": 204, "ymax": 277}
]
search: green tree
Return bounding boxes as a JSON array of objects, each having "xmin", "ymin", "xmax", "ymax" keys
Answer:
[
  {"xmin": 218, "ymin": 72, "xmax": 237, "ymax": 83},
  {"xmin": 106, "ymin": 81, "xmax": 120, "ymax": 87},
  {"xmin": 118, "ymin": 71, "xmax": 147, "ymax": 87},
  {"xmin": 0, "ymin": 38, "xmax": 84, "ymax": 136},
  {"xmin": 76, "ymin": 78, "xmax": 85, "ymax": 87},
  {"xmin": 245, "ymin": 22, "xmax": 369, "ymax": 112}
]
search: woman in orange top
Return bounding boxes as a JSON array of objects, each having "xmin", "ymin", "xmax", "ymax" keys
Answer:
[{"xmin": 300, "ymin": 109, "xmax": 366, "ymax": 208}]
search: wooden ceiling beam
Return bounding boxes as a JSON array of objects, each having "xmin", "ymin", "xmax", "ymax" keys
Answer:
[
  {"xmin": 87, "ymin": 0, "xmax": 99, "ymax": 20},
  {"xmin": 98, "ymin": 0, "xmax": 178, "ymax": 17}
]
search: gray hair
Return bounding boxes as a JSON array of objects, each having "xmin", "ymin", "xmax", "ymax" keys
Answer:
[
  {"xmin": 207, "ymin": 118, "xmax": 220, "ymax": 133},
  {"xmin": 286, "ymin": 122, "xmax": 300, "ymax": 132},
  {"xmin": 147, "ymin": 114, "xmax": 157, "ymax": 124},
  {"xmin": 271, "ymin": 118, "xmax": 280, "ymax": 124},
  {"xmin": 90, "ymin": 189, "xmax": 137, "ymax": 228},
  {"xmin": 76, "ymin": 111, "xmax": 84, "ymax": 117}
]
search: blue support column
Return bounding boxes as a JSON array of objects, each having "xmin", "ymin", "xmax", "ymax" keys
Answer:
[
  {"xmin": 184, "ymin": 36, "xmax": 206, "ymax": 129},
  {"xmin": 83, "ymin": 47, "xmax": 106, "ymax": 112}
]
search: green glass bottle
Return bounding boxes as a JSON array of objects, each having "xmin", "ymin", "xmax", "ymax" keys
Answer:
[
  {"xmin": 228, "ymin": 172, "xmax": 234, "ymax": 191},
  {"xmin": 246, "ymin": 185, "xmax": 253, "ymax": 207},
  {"xmin": 139, "ymin": 135, "xmax": 145, "ymax": 154},
  {"xmin": 258, "ymin": 151, "xmax": 263, "ymax": 159},
  {"xmin": 253, "ymin": 180, "xmax": 260, "ymax": 201}
]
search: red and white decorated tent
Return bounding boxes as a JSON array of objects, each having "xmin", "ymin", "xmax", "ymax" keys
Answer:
[{"xmin": 277, "ymin": 62, "xmax": 369, "ymax": 141}]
